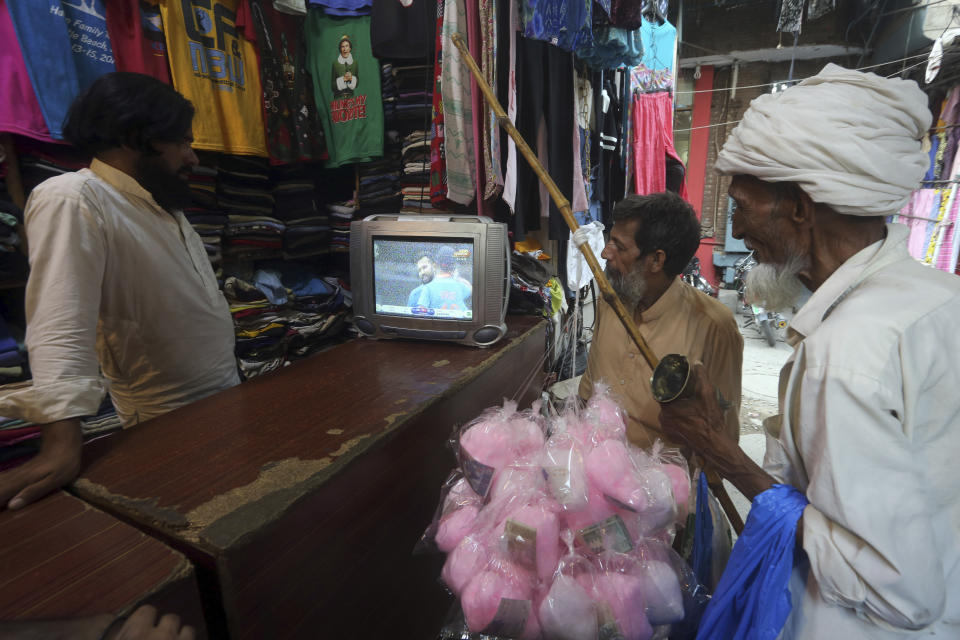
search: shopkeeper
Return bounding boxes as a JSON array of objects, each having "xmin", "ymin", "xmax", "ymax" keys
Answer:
[{"xmin": 0, "ymin": 72, "xmax": 239, "ymax": 511}]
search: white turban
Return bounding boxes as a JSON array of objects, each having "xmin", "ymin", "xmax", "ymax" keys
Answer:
[{"xmin": 715, "ymin": 63, "xmax": 932, "ymax": 216}]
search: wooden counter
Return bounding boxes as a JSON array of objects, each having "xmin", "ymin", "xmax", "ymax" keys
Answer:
[
  {"xmin": 0, "ymin": 490, "xmax": 206, "ymax": 636},
  {"xmin": 71, "ymin": 316, "xmax": 547, "ymax": 639}
]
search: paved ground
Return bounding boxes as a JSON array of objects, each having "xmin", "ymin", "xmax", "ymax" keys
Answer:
[{"xmin": 717, "ymin": 288, "xmax": 793, "ymax": 522}]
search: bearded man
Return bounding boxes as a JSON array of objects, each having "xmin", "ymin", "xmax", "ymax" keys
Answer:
[
  {"xmin": 578, "ymin": 191, "xmax": 743, "ymax": 450},
  {"xmin": 660, "ymin": 65, "xmax": 960, "ymax": 638},
  {"xmin": 0, "ymin": 72, "xmax": 239, "ymax": 511}
]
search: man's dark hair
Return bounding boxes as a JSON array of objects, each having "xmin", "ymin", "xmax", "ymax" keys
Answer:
[
  {"xmin": 612, "ymin": 192, "xmax": 701, "ymax": 277},
  {"xmin": 62, "ymin": 72, "xmax": 195, "ymax": 157}
]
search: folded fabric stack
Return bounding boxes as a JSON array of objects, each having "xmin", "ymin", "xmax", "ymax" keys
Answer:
[
  {"xmin": 0, "ymin": 201, "xmax": 27, "ymax": 284},
  {"xmin": 0, "ymin": 396, "xmax": 122, "ymax": 473},
  {"xmin": 393, "ymin": 65, "xmax": 433, "ymax": 126},
  {"xmin": 382, "ymin": 63, "xmax": 398, "ymax": 122},
  {"xmin": 185, "ymin": 160, "xmax": 227, "ymax": 276},
  {"xmin": 400, "ymin": 129, "xmax": 440, "ymax": 214},
  {"xmin": 218, "ymin": 156, "xmax": 284, "ymax": 262},
  {"xmin": 224, "ymin": 265, "xmax": 350, "ymax": 379},
  {"xmin": 328, "ymin": 201, "xmax": 358, "ymax": 254},
  {"xmin": 270, "ymin": 164, "xmax": 330, "ymax": 259},
  {"xmin": 0, "ymin": 314, "xmax": 24, "ymax": 383}
]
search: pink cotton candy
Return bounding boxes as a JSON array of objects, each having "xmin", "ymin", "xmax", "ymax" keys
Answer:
[
  {"xmin": 436, "ymin": 505, "xmax": 480, "ymax": 553},
  {"xmin": 461, "ymin": 564, "xmax": 536, "ymax": 637},
  {"xmin": 586, "ymin": 389, "xmax": 627, "ymax": 442},
  {"xmin": 637, "ymin": 559, "xmax": 684, "ymax": 625},
  {"xmin": 461, "ymin": 420, "xmax": 515, "ymax": 468},
  {"xmin": 442, "ymin": 536, "xmax": 489, "ymax": 596},
  {"xmin": 508, "ymin": 415, "xmax": 546, "ymax": 460},
  {"xmin": 542, "ymin": 435, "xmax": 589, "ymax": 510},
  {"xmin": 563, "ymin": 485, "xmax": 617, "ymax": 533},
  {"xmin": 488, "ymin": 465, "xmax": 548, "ymax": 506},
  {"xmin": 443, "ymin": 477, "xmax": 482, "ymax": 514},
  {"xmin": 662, "ymin": 463, "xmax": 691, "ymax": 510},
  {"xmin": 498, "ymin": 502, "xmax": 562, "ymax": 583},
  {"xmin": 539, "ymin": 574, "xmax": 598, "ymax": 640},
  {"xmin": 636, "ymin": 466, "xmax": 677, "ymax": 536},
  {"xmin": 585, "ymin": 440, "xmax": 647, "ymax": 513},
  {"xmin": 593, "ymin": 571, "xmax": 653, "ymax": 640}
]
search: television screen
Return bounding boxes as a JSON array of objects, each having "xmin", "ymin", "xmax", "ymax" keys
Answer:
[{"xmin": 373, "ymin": 237, "xmax": 475, "ymax": 320}]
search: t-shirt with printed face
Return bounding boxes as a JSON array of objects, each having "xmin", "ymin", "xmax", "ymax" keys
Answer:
[
  {"xmin": 305, "ymin": 12, "xmax": 383, "ymax": 168},
  {"xmin": 153, "ymin": 0, "xmax": 267, "ymax": 156}
]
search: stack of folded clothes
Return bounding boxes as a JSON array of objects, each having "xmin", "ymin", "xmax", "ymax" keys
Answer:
[
  {"xmin": 0, "ymin": 314, "xmax": 23, "ymax": 382},
  {"xmin": 222, "ymin": 263, "xmax": 351, "ymax": 379},
  {"xmin": 219, "ymin": 156, "xmax": 283, "ymax": 262},
  {"xmin": 271, "ymin": 164, "xmax": 330, "ymax": 258},
  {"xmin": 185, "ymin": 159, "xmax": 228, "ymax": 275},
  {"xmin": 0, "ymin": 200, "xmax": 27, "ymax": 284},
  {"xmin": 328, "ymin": 200, "xmax": 358, "ymax": 254},
  {"xmin": 0, "ymin": 396, "xmax": 122, "ymax": 473},
  {"xmin": 399, "ymin": 129, "xmax": 436, "ymax": 213}
]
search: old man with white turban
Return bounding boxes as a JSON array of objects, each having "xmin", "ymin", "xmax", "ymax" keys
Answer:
[{"xmin": 659, "ymin": 64, "xmax": 960, "ymax": 639}]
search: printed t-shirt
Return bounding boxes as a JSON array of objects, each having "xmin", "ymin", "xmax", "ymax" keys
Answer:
[
  {"xmin": 153, "ymin": 0, "xmax": 267, "ymax": 156},
  {"xmin": 0, "ymin": 0, "xmax": 52, "ymax": 141},
  {"xmin": 305, "ymin": 12, "xmax": 383, "ymax": 168},
  {"xmin": 105, "ymin": 0, "xmax": 171, "ymax": 82},
  {"xmin": 239, "ymin": 0, "xmax": 322, "ymax": 162},
  {"xmin": 5, "ymin": 0, "xmax": 116, "ymax": 140}
]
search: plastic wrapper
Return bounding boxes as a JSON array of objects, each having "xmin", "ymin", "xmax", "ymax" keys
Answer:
[
  {"xmin": 541, "ymin": 430, "xmax": 589, "ymax": 511},
  {"xmin": 424, "ymin": 392, "xmax": 706, "ymax": 639},
  {"xmin": 458, "ymin": 401, "xmax": 547, "ymax": 498},
  {"xmin": 538, "ymin": 536, "xmax": 599, "ymax": 640},
  {"xmin": 461, "ymin": 556, "xmax": 540, "ymax": 639},
  {"xmin": 582, "ymin": 382, "xmax": 627, "ymax": 444}
]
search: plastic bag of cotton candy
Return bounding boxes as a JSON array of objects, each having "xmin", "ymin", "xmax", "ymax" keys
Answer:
[{"xmin": 423, "ymin": 387, "xmax": 704, "ymax": 639}]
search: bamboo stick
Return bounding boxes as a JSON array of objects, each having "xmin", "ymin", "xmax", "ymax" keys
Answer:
[
  {"xmin": 450, "ymin": 33, "xmax": 745, "ymax": 535},
  {"xmin": 450, "ymin": 33, "xmax": 659, "ymax": 371}
]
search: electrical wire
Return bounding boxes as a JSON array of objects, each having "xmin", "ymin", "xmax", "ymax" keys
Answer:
[{"xmin": 673, "ymin": 51, "xmax": 930, "ymax": 95}]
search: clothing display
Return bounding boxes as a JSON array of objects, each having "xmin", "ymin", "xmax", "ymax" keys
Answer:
[
  {"xmin": 4, "ymin": 0, "xmax": 115, "ymax": 140},
  {"xmin": 765, "ymin": 224, "xmax": 960, "ymax": 638},
  {"xmin": 439, "ymin": 0, "xmax": 475, "ymax": 204},
  {"xmin": 371, "ymin": 0, "xmax": 433, "ymax": 60},
  {"xmin": 0, "ymin": 160, "xmax": 239, "ymax": 427},
  {"xmin": 156, "ymin": 0, "xmax": 268, "ymax": 156},
  {"xmin": 579, "ymin": 278, "xmax": 743, "ymax": 450},
  {"xmin": 0, "ymin": 1, "xmax": 53, "ymax": 141},
  {"xmin": 242, "ymin": 0, "xmax": 324, "ymax": 162},
  {"xmin": 306, "ymin": 12, "xmax": 384, "ymax": 167},
  {"xmin": 631, "ymin": 91, "xmax": 687, "ymax": 199}
]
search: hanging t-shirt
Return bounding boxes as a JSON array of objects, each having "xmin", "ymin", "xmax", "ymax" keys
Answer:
[
  {"xmin": 370, "ymin": 0, "xmax": 433, "ymax": 60},
  {"xmin": 105, "ymin": 0, "xmax": 171, "ymax": 83},
  {"xmin": 5, "ymin": 0, "xmax": 116, "ymax": 140},
  {"xmin": 305, "ymin": 12, "xmax": 383, "ymax": 168},
  {"xmin": 240, "ymin": 0, "xmax": 322, "ymax": 163},
  {"xmin": 154, "ymin": 0, "xmax": 267, "ymax": 156},
  {"xmin": 640, "ymin": 16, "xmax": 676, "ymax": 73},
  {"xmin": 0, "ymin": 1, "xmax": 51, "ymax": 141}
]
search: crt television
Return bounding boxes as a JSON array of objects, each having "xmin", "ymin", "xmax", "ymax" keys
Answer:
[{"xmin": 350, "ymin": 214, "xmax": 509, "ymax": 347}]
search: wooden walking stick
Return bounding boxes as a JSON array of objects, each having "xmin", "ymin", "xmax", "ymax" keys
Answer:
[{"xmin": 450, "ymin": 33, "xmax": 745, "ymax": 535}]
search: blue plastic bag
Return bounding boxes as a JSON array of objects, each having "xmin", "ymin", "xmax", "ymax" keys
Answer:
[{"xmin": 696, "ymin": 484, "xmax": 809, "ymax": 640}]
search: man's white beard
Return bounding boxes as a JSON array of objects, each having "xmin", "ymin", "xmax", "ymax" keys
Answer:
[
  {"xmin": 607, "ymin": 265, "xmax": 647, "ymax": 311},
  {"xmin": 745, "ymin": 253, "xmax": 809, "ymax": 311}
]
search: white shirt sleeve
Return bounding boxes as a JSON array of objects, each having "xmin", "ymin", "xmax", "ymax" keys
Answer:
[
  {"xmin": 798, "ymin": 364, "xmax": 945, "ymax": 631},
  {"xmin": 0, "ymin": 186, "xmax": 107, "ymax": 423}
]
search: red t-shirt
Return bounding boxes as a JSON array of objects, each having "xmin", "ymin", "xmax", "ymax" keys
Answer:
[{"xmin": 105, "ymin": 0, "xmax": 171, "ymax": 83}]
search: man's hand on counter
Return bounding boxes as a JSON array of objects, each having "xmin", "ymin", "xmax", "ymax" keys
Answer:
[{"xmin": 0, "ymin": 418, "xmax": 83, "ymax": 510}]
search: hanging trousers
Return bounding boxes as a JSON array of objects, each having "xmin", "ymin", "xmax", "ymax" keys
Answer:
[{"xmin": 513, "ymin": 36, "xmax": 574, "ymax": 244}]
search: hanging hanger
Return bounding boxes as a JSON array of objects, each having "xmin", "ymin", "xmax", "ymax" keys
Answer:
[{"xmin": 642, "ymin": 0, "xmax": 666, "ymax": 25}]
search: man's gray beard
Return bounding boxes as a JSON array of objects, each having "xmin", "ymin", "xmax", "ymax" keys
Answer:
[
  {"xmin": 606, "ymin": 265, "xmax": 647, "ymax": 311},
  {"xmin": 745, "ymin": 253, "xmax": 809, "ymax": 311}
]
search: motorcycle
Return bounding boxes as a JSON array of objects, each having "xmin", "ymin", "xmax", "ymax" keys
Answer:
[
  {"xmin": 681, "ymin": 257, "xmax": 717, "ymax": 297},
  {"xmin": 733, "ymin": 252, "xmax": 786, "ymax": 347}
]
